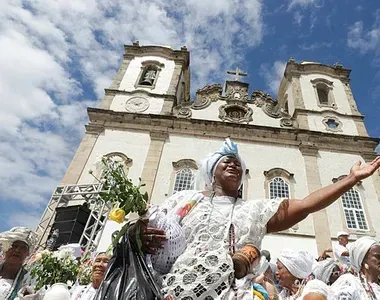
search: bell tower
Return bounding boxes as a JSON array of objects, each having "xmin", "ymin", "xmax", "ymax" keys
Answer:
[
  {"xmin": 277, "ymin": 59, "xmax": 368, "ymax": 137},
  {"xmin": 98, "ymin": 42, "xmax": 190, "ymax": 116}
]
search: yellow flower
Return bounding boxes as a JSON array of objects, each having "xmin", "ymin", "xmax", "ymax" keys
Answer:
[{"xmin": 109, "ymin": 208, "xmax": 126, "ymax": 224}]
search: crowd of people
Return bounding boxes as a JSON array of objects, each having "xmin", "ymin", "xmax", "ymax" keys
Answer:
[{"xmin": 0, "ymin": 138, "xmax": 379, "ymax": 299}]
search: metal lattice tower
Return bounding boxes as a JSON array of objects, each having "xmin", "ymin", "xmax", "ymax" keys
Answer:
[{"xmin": 35, "ymin": 184, "xmax": 111, "ymax": 254}]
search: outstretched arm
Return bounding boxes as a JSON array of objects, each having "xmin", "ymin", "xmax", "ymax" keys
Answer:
[{"xmin": 267, "ymin": 157, "xmax": 380, "ymax": 233}]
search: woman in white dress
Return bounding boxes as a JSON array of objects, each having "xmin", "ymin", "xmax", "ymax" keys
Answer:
[
  {"xmin": 0, "ymin": 227, "xmax": 37, "ymax": 300},
  {"xmin": 70, "ymin": 253, "xmax": 111, "ymax": 300},
  {"xmin": 312, "ymin": 258, "xmax": 341, "ymax": 286},
  {"xmin": 132, "ymin": 139, "xmax": 380, "ymax": 300},
  {"xmin": 332, "ymin": 236, "xmax": 380, "ymax": 299},
  {"xmin": 276, "ymin": 249, "xmax": 314, "ymax": 299}
]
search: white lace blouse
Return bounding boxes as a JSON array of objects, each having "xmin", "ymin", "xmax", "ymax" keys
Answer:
[{"xmin": 149, "ymin": 190, "xmax": 283, "ymax": 300}]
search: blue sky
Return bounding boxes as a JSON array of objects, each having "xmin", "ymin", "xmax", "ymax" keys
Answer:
[{"xmin": 0, "ymin": 0, "xmax": 379, "ymax": 231}]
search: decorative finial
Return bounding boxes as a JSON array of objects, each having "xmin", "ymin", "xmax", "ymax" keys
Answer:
[
  {"xmin": 181, "ymin": 46, "xmax": 188, "ymax": 51},
  {"xmin": 333, "ymin": 62, "xmax": 343, "ymax": 69},
  {"xmin": 133, "ymin": 41, "xmax": 140, "ymax": 47}
]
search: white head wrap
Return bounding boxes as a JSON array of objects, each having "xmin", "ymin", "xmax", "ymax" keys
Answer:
[
  {"xmin": 200, "ymin": 138, "xmax": 246, "ymax": 191},
  {"xmin": 337, "ymin": 231, "xmax": 349, "ymax": 238},
  {"xmin": 0, "ymin": 227, "xmax": 38, "ymax": 253},
  {"xmin": 312, "ymin": 258, "xmax": 338, "ymax": 284},
  {"xmin": 301, "ymin": 279, "xmax": 330, "ymax": 299},
  {"xmin": 278, "ymin": 249, "xmax": 314, "ymax": 279},
  {"xmin": 349, "ymin": 236, "xmax": 379, "ymax": 272}
]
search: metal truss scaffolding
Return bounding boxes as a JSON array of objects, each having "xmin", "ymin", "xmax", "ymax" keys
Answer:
[{"xmin": 35, "ymin": 184, "xmax": 111, "ymax": 255}]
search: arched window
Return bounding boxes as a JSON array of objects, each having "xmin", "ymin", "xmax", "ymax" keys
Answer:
[
  {"xmin": 269, "ymin": 177, "xmax": 290, "ymax": 199},
  {"xmin": 310, "ymin": 78, "xmax": 336, "ymax": 108},
  {"xmin": 264, "ymin": 168, "xmax": 294, "ymax": 200},
  {"xmin": 317, "ymin": 87, "xmax": 329, "ymax": 105},
  {"xmin": 171, "ymin": 159, "xmax": 198, "ymax": 194},
  {"xmin": 173, "ymin": 168, "xmax": 195, "ymax": 193},
  {"xmin": 136, "ymin": 60, "xmax": 164, "ymax": 89},
  {"xmin": 341, "ymin": 188, "xmax": 368, "ymax": 231}
]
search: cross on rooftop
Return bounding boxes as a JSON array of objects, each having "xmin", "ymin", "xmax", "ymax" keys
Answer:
[{"xmin": 227, "ymin": 67, "xmax": 248, "ymax": 81}]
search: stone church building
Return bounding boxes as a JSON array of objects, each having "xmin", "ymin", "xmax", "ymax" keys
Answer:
[{"xmin": 37, "ymin": 43, "xmax": 380, "ymax": 260}]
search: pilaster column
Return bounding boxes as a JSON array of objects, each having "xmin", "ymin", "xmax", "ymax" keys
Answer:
[
  {"xmin": 299, "ymin": 142, "xmax": 332, "ymax": 253},
  {"xmin": 140, "ymin": 131, "xmax": 168, "ymax": 200},
  {"xmin": 61, "ymin": 124, "xmax": 104, "ymax": 184}
]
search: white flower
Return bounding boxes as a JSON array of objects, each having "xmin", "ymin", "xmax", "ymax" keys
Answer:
[
  {"xmin": 101, "ymin": 178, "xmax": 106, "ymax": 184},
  {"xmin": 35, "ymin": 253, "xmax": 43, "ymax": 263},
  {"xmin": 67, "ymin": 280, "xmax": 73, "ymax": 287}
]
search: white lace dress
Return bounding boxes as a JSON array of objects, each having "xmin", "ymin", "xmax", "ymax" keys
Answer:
[
  {"xmin": 150, "ymin": 190, "xmax": 282, "ymax": 300},
  {"xmin": 0, "ymin": 278, "xmax": 13, "ymax": 300},
  {"xmin": 331, "ymin": 273, "xmax": 380, "ymax": 299}
]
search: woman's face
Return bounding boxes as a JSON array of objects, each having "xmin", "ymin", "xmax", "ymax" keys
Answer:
[
  {"xmin": 92, "ymin": 253, "xmax": 111, "ymax": 281},
  {"xmin": 362, "ymin": 244, "xmax": 380, "ymax": 278},
  {"xmin": 4, "ymin": 241, "xmax": 29, "ymax": 266},
  {"xmin": 276, "ymin": 260, "xmax": 296, "ymax": 289},
  {"xmin": 213, "ymin": 156, "xmax": 243, "ymax": 190},
  {"xmin": 329, "ymin": 265, "xmax": 341, "ymax": 284}
]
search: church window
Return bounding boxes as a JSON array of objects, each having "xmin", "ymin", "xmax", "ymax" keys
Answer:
[
  {"xmin": 322, "ymin": 116, "xmax": 342, "ymax": 132},
  {"xmin": 317, "ymin": 87, "xmax": 329, "ymax": 105},
  {"xmin": 269, "ymin": 177, "xmax": 290, "ymax": 199},
  {"xmin": 264, "ymin": 168, "xmax": 294, "ymax": 199},
  {"xmin": 135, "ymin": 60, "xmax": 164, "ymax": 89},
  {"xmin": 173, "ymin": 168, "xmax": 195, "ymax": 193},
  {"xmin": 341, "ymin": 188, "xmax": 368, "ymax": 231},
  {"xmin": 171, "ymin": 159, "xmax": 198, "ymax": 194},
  {"xmin": 225, "ymin": 106, "xmax": 246, "ymax": 120},
  {"xmin": 310, "ymin": 78, "xmax": 336, "ymax": 108}
]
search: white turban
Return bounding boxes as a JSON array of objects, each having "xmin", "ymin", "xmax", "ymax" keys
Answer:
[
  {"xmin": 337, "ymin": 231, "xmax": 349, "ymax": 238},
  {"xmin": 0, "ymin": 227, "xmax": 38, "ymax": 253},
  {"xmin": 312, "ymin": 258, "xmax": 338, "ymax": 284},
  {"xmin": 301, "ymin": 279, "xmax": 330, "ymax": 299},
  {"xmin": 200, "ymin": 138, "xmax": 246, "ymax": 190},
  {"xmin": 349, "ymin": 236, "xmax": 379, "ymax": 272},
  {"xmin": 278, "ymin": 249, "xmax": 314, "ymax": 279}
]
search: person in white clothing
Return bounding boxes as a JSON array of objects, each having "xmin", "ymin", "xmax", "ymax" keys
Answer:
[
  {"xmin": 129, "ymin": 139, "xmax": 380, "ymax": 299},
  {"xmin": 332, "ymin": 236, "xmax": 380, "ymax": 299},
  {"xmin": 70, "ymin": 252, "xmax": 111, "ymax": 300},
  {"xmin": 333, "ymin": 232, "xmax": 350, "ymax": 266}
]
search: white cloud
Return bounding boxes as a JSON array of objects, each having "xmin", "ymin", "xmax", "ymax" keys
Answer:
[
  {"xmin": 293, "ymin": 11, "xmax": 304, "ymax": 25},
  {"xmin": 0, "ymin": 0, "xmax": 265, "ymax": 227},
  {"xmin": 8, "ymin": 212, "xmax": 42, "ymax": 230},
  {"xmin": 347, "ymin": 19, "xmax": 380, "ymax": 55},
  {"xmin": 287, "ymin": 0, "xmax": 324, "ymax": 11},
  {"xmin": 260, "ymin": 61, "xmax": 287, "ymax": 96},
  {"xmin": 298, "ymin": 42, "xmax": 332, "ymax": 51}
]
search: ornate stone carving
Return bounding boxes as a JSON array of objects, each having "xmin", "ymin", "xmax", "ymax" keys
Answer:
[
  {"xmin": 192, "ymin": 84, "xmax": 222, "ymax": 110},
  {"xmin": 264, "ymin": 168, "xmax": 294, "ymax": 180},
  {"xmin": 219, "ymin": 103, "xmax": 253, "ymax": 123},
  {"xmin": 280, "ymin": 118, "xmax": 294, "ymax": 128},
  {"xmin": 125, "ymin": 96, "xmax": 150, "ymax": 112},
  {"xmin": 172, "ymin": 159, "xmax": 198, "ymax": 170},
  {"xmin": 251, "ymin": 90, "xmax": 282, "ymax": 118},
  {"xmin": 225, "ymin": 81, "xmax": 249, "ymax": 102},
  {"xmin": 174, "ymin": 103, "xmax": 192, "ymax": 119}
]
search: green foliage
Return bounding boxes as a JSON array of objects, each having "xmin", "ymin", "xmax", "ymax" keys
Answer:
[{"xmin": 96, "ymin": 156, "xmax": 148, "ymax": 216}]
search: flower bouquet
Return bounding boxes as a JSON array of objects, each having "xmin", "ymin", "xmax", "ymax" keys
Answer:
[
  {"xmin": 90, "ymin": 156, "xmax": 149, "ymax": 247},
  {"xmin": 29, "ymin": 248, "xmax": 79, "ymax": 291}
]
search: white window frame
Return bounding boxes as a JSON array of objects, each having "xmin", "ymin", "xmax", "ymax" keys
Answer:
[
  {"xmin": 269, "ymin": 177, "xmax": 290, "ymax": 199},
  {"xmin": 341, "ymin": 188, "xmax": 369, "ymax": 231},
  {"xmin": 173, "ymin": 168, "xmax": 195, "ymax": 194},
  {"xmin": 170, "ymin": 159, "xmax": 198, "ymax": 195}
]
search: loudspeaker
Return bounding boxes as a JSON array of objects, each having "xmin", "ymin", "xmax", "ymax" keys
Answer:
[{"xmin": 50, "ymin": 204, "xmax": 91, "ymax": 248}]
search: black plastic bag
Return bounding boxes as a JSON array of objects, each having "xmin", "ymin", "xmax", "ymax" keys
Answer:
[{"xmin": 94, "ymin": 231, "xmax": 163, "ymax": 300}]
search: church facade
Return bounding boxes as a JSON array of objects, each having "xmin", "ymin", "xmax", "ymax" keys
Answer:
[{"xmin": 42, "ymin": 43, "xmax": 380, "ymax": 260}]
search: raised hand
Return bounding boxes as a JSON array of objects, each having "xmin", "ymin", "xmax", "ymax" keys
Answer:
[{"xmin": 349, "ymin": 156, "xmax": 380, "ymax": 182}]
